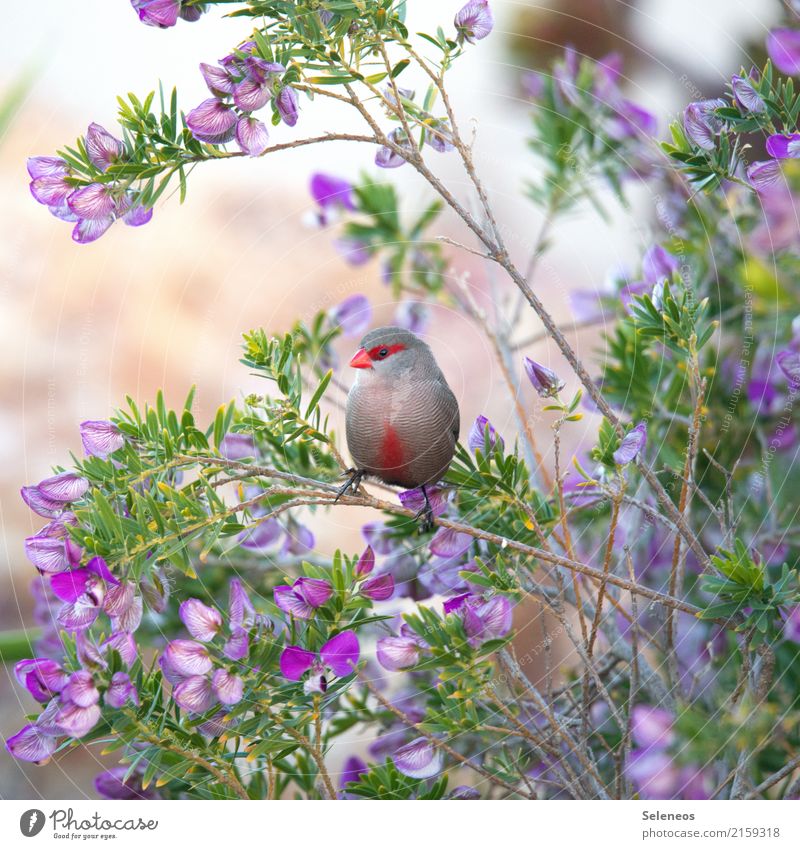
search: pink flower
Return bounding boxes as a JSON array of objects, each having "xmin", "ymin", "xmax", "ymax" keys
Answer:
[{"xmin": 280, "ymin": 631, "xmax": 360, "ymax": 693}]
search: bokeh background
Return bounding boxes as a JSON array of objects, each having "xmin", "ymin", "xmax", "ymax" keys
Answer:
[{"xmin": 0, "ymin": 0, "xmax": 782, "ymax": 797}]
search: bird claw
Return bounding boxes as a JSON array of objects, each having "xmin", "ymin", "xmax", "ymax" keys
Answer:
[
  {"xmin": 413, "ymin": 504, "xmax": 435, "ymax": 534},
  {"xmin": 335, "ymin": 468, "xmax": 363, "ymax": 503},
  {"xmin": 412, "ymin": 485, "xmax": 435, "ymax": 533}
]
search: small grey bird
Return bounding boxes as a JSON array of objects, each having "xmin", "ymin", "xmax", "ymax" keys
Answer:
[{"xmin": 338, "ymin": 326, "xmax": 460, "ymax": 529}]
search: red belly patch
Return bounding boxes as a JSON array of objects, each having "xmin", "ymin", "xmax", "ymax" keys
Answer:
[{"xmin": 380, "ymin": 422, "xmax": 405, "ymax": 471}]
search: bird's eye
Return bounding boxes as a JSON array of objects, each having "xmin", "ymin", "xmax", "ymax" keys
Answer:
[{"xmin": 378, "ymin": 347, "xmax": 389, "ymax": 358}]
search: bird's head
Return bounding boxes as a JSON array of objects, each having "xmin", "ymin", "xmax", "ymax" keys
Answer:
[{"xmin": 348, "ymin": 326, "xmax": 430, "ymax": 375}]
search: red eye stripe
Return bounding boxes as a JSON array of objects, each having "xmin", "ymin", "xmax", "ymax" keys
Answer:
[{"xmin": 367, "ymin": 343, "xmax": 406, "ymax": 361}]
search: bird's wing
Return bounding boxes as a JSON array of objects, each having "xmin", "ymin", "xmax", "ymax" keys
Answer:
[{"xmin": 438, "ymin": 378, "xmax": 460, "ymax": 442}]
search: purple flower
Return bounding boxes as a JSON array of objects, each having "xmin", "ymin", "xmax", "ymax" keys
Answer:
[
  {"xmin": 238, "ymin": 520, "xmax": 282, "ymax": 551},
  {"xmin": 776, "ymin": 350, "xmax": 800, "ymax": 387},
  {"xmin": 642, "ymin": 245, "xmax": 678, "ymax": 286},
  {"xmin": 279, "ymin": 631, "xmax": 360, "ymax": 693},
  {"xmin": 62, "ymin": 670, "xmax": 100, "ymax": 708},
  {"xmin": 54, "ymin": 699, "xmax": 101, "ymax": 738},
  {"xmin": 49, "ymin": 560, "xmax": 128, "ymax": 633},
  {"xmin": 236, "ymin": 116, "xmax": 270, "ymax": 157},
  {"xmin": 5, "ymin": 722, "xmax": 58, "ymax": 764},
  {"xmin": 613, "ymin": 421, "xmax": 647, "ymax": 465},
  {"xmin": 80, "ymin": 420, "xmax": 124, "ymax": 458},
  {"xmin": 232, "ymin": 78, "xmax": 271, "ymax": 112},
  {"xmin": 200, "ymin": 62, "xmax": 235, "ymax": 97},
  {"xmin": 95, "ymin": 766, "xmax": 154, "ymax": 800},
  {"xmin": 103, "ymin": 631, "xmax": 138, "ymax": 666},
  {"xmin": 334, "ymin": 236, "xmax": 372, "ymax": 266},
  {"xmin": 631, "ymin": 705, "xmax": 675, "ymax": 749},
  {"xmin": 454, "ymin": 0, "xmax": 494, "ymax": 45},
  {"xmin": 522, "ymin": 70, "xmax": 545, "ymax": 100},
  {"xmin": 174, "ymin": 675, "xmax": 216, "ymax": 713},
  {"xmin": 375, "ymin": 128, "xmax": 412, "ymax": 168},
  {"xmin": 767, "ymin": 29, "xmax": 800, "ymax": 76},
  {"xmin": 141, "ymin": 568, "xmax": 170, "ymax": 613},
  {"xmin": 392, "ymin": 737, "xmax": 443, "ymax": 779},
  {"xmin": 682, "ymin": 99, "xmax": 725, "ymax": 150},
  {"xmin": 467, "ymin": 415, "xmax": 503, "ymax": 453},
  {"xmin": 131, "ymin": 0, "xmax": 180, "ymax": 28},
  {"xmin": 228, "ymin": 578, "xmax": 255, "ymax": 631},
  {"xmin": 274, "ymin": 577, "xmax": 333, "ymax": 619},
  {"xmin": 28, "ymin": 156, "xmax": 72, "ymax": 209},
  {"xmin": 72, "ymin": 217, "xmax": 115, "ymax": 244},
  {"xmin": 33, "ymin": 471, "xmax": 89, "ymax": 504},
  {"xmin": 310, "ymin": 173, "xmax": 356, "ymax": 217},
  {"xmin": 429, "ymin": 527, "xmax": 472, "ymax": 559},
  {"xmin": 276, "ymin": 87, "xmax": 299, "ymax": 126},
  {"xmin": 20, "ymin": 488, "xmax": 67, "ymax": 520},
  {"xmin": 219, "ymin": 432, "xmax": 256, "ymax": 460},
  {"xmin": 29, "ymin": 174, "xmax": 73, "ymax": 209},
  {"xmin": 627, "ymin": 748, "xmax": 681, "ymax": 799},
  {"xmin": 361, "ymin": 573, "xmax": 395, "ymax": 601},
  {"xmin": 523, "ymin": 356, "xmax": 565, "ymax": 397},
  {"xmin": 211, "ymin": 668, "xmax": 244, "ymax": 705},
  {"xmin": 394, "ymin": 300, "xmax": 430, "ymax": 334},
  {"xmin": 179, "ymin": 598, "xmax": 223, "ymax": 641},
  {"xmin": 14, "ymin": 658, "xmax": 68, "ymax": 703},
  {"xmin": 607, "ymin": 100, "xmax": 657, "ymax": 140},
  {"xmin": 419, "ymin": 558, "xmax": 478, "ymax": 597},
  {"xmin": 340, "ymin": 755, "xmax": 368, "ymax": 790},
  {"xmin": 355, "ymin": 545, "xmax": 375, "ymax": 576},
  {"xmin": 329, "ymin": 294, "xmax": 372, "ymax": 336},
  {"xmin": 85, "ymin": 123, "xmax": 124, "ymax": 171},
  {"xmin": 398, "ymin": 486, "xmax": 448, "ymax": 517},
  {"xmin": 376, "ymin": 634, "xmax": 425, "ymax": 671},
  {"xmin": 624, "ymin": 703, "xmax": 710, "ymax": 800},
  {"xmin": 423, "ymin": 118, "xmax": 455, "ymax": 153},
  {"xmin": 67, "ymin": 183, "xmax": 120, "ymax": 220},
  {"xmin": 448, "ymin": 785, "xmax": 481, "ymax": 799},
  {"xmin": 25, "ymin": 533, "xmax": 78, "ymax": 574},
  {"xmin": 454, "ymin": 594, "xmax": 513, "ymax": 647},
  {"xmin": 27, "ymin": 156, "xmax": 68, "ymax": 180},
  {"xmin": 731, "ymin": 75, "xmax": 765, "ymax": 114},
  {"xmin": 766, "ymin": 134, "xmax": 800, "ymax": 160},
  {"xmin": 361, "ymin": 522, "xmax": 396, "ymax": 555},
  {"xmin": 161, "ymin": 639, "xmax": 213, "ymax": 679},
  {"xmin": 748, "ymin": 349, "xmax": 786, "ymax": 416},
  {"xmin": 784, "ymin": 606, "xmax": 800, "ymax": 642},
  {"xmin": 122, "ymin": 201, "xmax": 153, "ymax": 227},
  {"xmin": 186, "ymin": 98, "xmax": 237, "ymax": 144},
  {"xmin": 105, "ymin": 672, "xmax": 138, "ymax": 708},
  {"xmin": 747, "ymin": 160, "xmax": 782, "ymax": 193},
  {"xmin": 281, "ymin": 520, "xmax": 315, "ymax": 556},
  {"xmin": 180, "ymin": 5, "xmax": 204, "ymax": 23}
]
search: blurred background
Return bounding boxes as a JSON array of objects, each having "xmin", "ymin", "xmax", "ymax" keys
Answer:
[{"xmin": 0, "ymin": 0, "xmax": 782, "ymax": 797}]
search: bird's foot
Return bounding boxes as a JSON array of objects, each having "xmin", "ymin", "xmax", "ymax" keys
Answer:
[
  {"xmin": 413, "ymin": 485, "xmax": 435, "ymax": 533},
  {"xmin": 335, "ymin": 468, "xmax": 364, "ymax": 503}
]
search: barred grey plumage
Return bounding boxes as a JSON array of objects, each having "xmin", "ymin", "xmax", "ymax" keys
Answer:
[{"xmin": 339, "ymin": 327, "xmax": 459, "ymax": 525}]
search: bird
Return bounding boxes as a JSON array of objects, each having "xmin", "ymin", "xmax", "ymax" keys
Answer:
[{"xmin": 338, "ymin": 326, "xmax": 460, "ymax": 530}]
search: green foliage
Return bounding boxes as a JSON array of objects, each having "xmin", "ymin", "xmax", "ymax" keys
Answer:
[
  {"xmin": 344, "ymin": 177, "xmax": 447, "ymax": 295},
  {"xmin": 346, "ymin": 761, "xmax": 449, "ymax": 800},
  {"xmin": 526, "ymin": 55, "xmax": 639, "ymax": 216},
  {"xmin": 663, "ymin": 60, "xmax": 800, "ymax": 192},
  {"xmin": 662, "ymin": 117, "xmax": 745, "ymax": 194},
  {"xmin": 629, "ymin": 282, "xmax": 716, "ymax": 358},
  {"xmin": 700, "ymin": 539, "xmax": 800, "ymax": 646}
]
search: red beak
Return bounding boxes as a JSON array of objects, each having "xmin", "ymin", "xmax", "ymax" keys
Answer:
[{"xmin": 349, "ymin": 347, "xmax": 373, "ymax": 370}]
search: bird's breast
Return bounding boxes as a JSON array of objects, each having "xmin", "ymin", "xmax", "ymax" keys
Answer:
[{"xmin": 379, "ymin": 421, "xmax": 405, "ymax": 470}]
